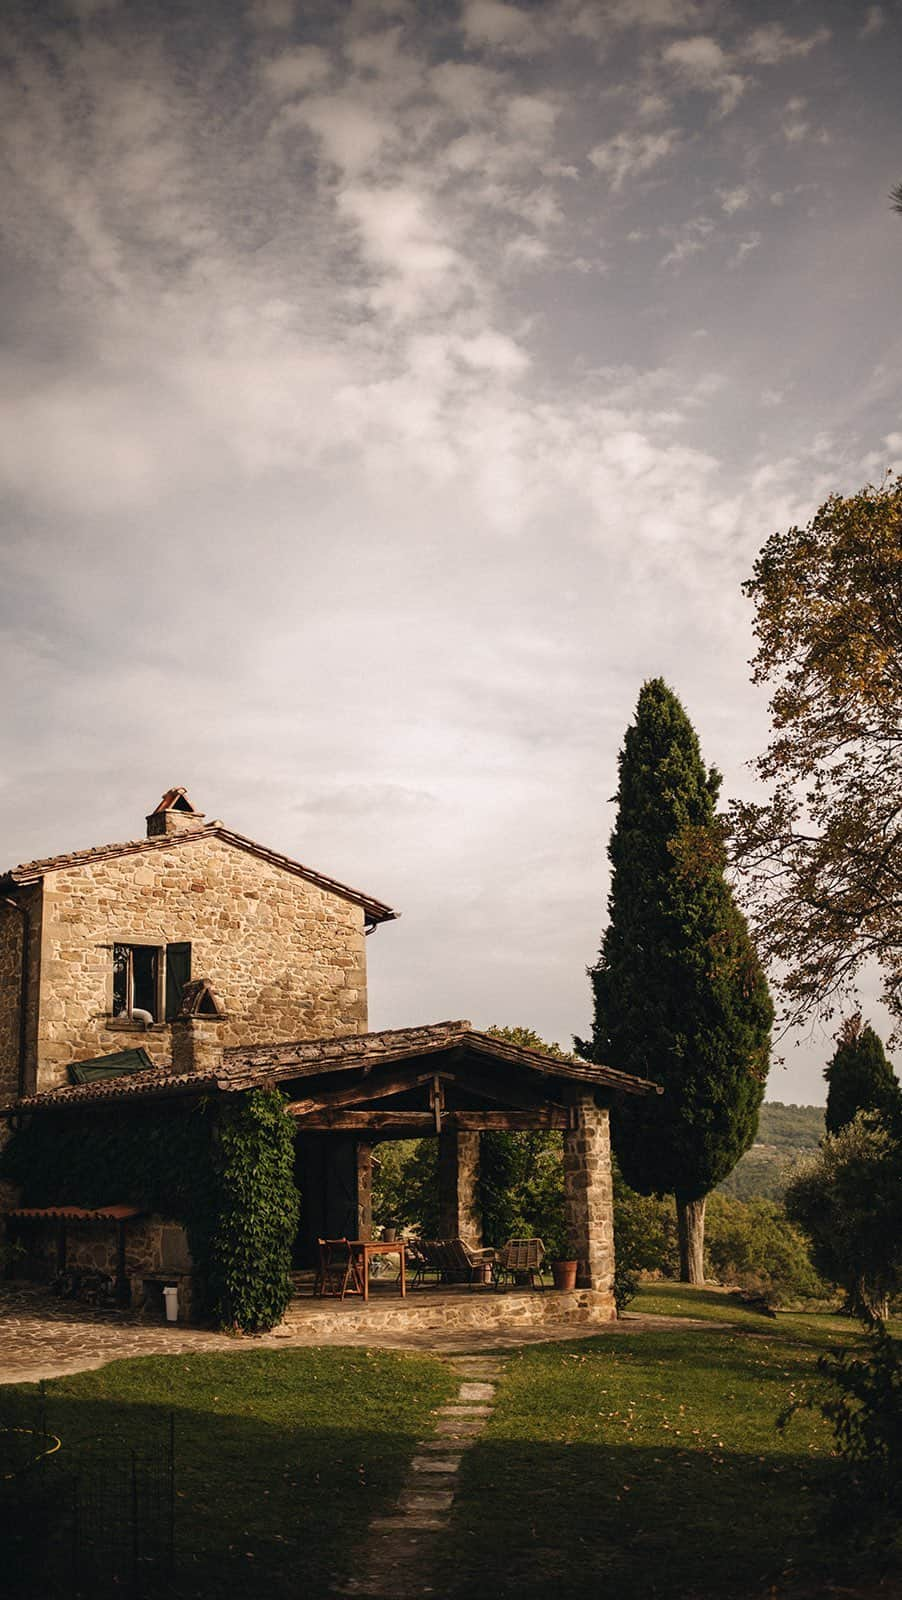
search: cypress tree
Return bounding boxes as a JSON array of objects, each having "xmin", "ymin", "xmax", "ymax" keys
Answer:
[
  {"xmin": 581, "ymin": 679, "xmax": 773, "ymax": 1282},
  {"xmin": 824, "ymin": 1014, "xmax": 902, "ymax": 1135}
]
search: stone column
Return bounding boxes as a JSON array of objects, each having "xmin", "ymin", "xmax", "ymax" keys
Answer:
[
  {"xmin": 355, "ymin": 1141, "xmax": 374, "ymax": 1240},
  {"xmin": 437, "ymin": 1131, "xmax": 482, "ymax": 1244},
  {"xmin": 563, "ymin": 1090, "xmax": 615, "ymax": 1292}
]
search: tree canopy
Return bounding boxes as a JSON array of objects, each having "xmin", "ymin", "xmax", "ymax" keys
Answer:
[
  {"xmin": 824, "ymin": 1013, "xmax": 902, "ymax": 1135},
  {"xmin": 785, "ymin": 1111, "xmax": 902, "ymax": 1320},
  {"xmin": 731, "ymin": 477, "xmax": 902, "ymax": 1035},
  {"xmin": 580, "ymin": 678, "xmax": 773, "ymax": 1280}
]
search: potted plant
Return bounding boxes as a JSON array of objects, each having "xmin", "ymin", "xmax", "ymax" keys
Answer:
[{"xmin": 544, "ymin": 1217, "xmax": 577, "ymax": 1291}]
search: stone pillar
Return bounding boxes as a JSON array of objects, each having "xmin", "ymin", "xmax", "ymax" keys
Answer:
[
  {"xmin": 563, "ymin": 1090, "xmax": 615, "ymax": 1292},
  {"xmin": 356, "ymin": 1141, "xmax": 373, "ymax": 1240},
  {"xmin": 170, "ymin": 1016, "xmax": 224, "ymax": 1078},
  {"xmin": 437, "ymin": 1131, "xmax": 482, "ymax": 1244}
]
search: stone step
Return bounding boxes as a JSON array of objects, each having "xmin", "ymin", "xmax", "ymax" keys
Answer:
[
  {"xmin": 370, "ymin": 1515, "xmax": 447, "ymax": 1533},
  {"xmin": 410, "ymin": 1454, "xmax": 462, "ymax": 1473},
  {"xmin": 397, "ymin": 1488, "xmax": 455, "ymax": 1514},
  {"xmin": 416, "ymin": 1437, "xmax": 478, "ymax": 1453}
]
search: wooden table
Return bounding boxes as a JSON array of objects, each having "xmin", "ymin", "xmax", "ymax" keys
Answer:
[{"xmin": 350, "ymin": 1240, "xmax": 407, "ymax": 1302}]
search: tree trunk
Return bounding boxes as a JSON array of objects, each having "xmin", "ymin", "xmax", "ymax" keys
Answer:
[{"xmin": 676, "ymin": 1195, "xmax": 706, "ymax": 1284}]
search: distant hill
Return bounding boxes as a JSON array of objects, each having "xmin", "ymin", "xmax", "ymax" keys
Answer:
[{"xmin": 718, "ymin": 1102, "xmax": 824, "ymax": 1202}]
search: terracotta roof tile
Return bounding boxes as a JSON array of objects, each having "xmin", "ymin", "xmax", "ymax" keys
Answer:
[
  {"xmin": 7, "ymin": 1204, "xmax": 142, "ymax": 1222},
  {"xmin": 5, "ymin": 1022, "xmax": 660, "ymax": 1114},
  {"xmin": 0, "ymin": 824, "xmax": 397, "ymax": 925}
]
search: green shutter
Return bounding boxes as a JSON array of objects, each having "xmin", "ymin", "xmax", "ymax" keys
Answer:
[{"xmin": 165, "ymin": 942, "xmax": 192, "ymax": 1021}]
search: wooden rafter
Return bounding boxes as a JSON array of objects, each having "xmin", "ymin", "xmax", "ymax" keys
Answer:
[
  {"xmin": 289, "ymin": 1108, "xmax": 570, "ymax": 1131},
  {"xmin": 284, "ymin": 1069, "xmax": 438, "ymax": 1118}
]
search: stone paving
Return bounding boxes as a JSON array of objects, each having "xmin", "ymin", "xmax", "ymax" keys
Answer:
[
  {"xmin": 334, "ymin": 1353, "xmax": 507, "ymax": 1599},
  {"xmin": 0, "ymin": 1283, "xmax": 710, "ymax": 1386}
]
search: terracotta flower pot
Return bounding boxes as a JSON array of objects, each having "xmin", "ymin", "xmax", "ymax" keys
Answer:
[{"xmin": 551, "ymin": 1259, "xmax": 578, "ymax": 1291}]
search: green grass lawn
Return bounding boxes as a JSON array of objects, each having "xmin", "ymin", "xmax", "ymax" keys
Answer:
[
  {"xmin": 2, "ymin": 1292, "xmax": 897, "ymax": 1600},
  {"xmin": 0, "ymin": 1347, "xmax": 453, "ymax": 1598},
  {"xmin": 439, "ymin": 1287, "xmax": 899, "ymax": 1600}
]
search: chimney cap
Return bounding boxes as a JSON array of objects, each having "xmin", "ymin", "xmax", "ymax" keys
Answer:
[
  {"xmin": 150, "ymin": 787, "xmax": 200, "ymax": 816},
  {"xmin": 146, "ymin": 788, "xmax": 206, "ymax": 838}
]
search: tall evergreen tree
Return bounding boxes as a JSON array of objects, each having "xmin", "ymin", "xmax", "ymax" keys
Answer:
[
  {"xmin": 580, "ymin": 679, "xmax": 773, "ymax": 1282},
  {"xmin": 824, "ymin": 1014, "xmax": 902, "ymax": 1135}
]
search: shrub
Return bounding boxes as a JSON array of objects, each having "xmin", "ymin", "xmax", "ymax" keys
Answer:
[
  {"xmin": 785, "ymin": 1111, "xmax": 902, "ymax": 1319},
  {"xmin": 779, "ymin": 1321, "xmax": 902, "ymax": 1551},
  {"xmin": 704, "ymin": 1192, "xmax": 826, "ymax": 1303}
]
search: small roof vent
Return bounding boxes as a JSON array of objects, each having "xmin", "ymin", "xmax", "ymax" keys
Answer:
[{"xmin": 146, "ymin": 788, "xmax": 206, "ymax": 838}]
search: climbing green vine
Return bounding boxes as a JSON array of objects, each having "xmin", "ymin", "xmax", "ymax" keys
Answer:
[{"xmin": 0, "ymin": 1087, "xmax": 299, "ymax": 1333}]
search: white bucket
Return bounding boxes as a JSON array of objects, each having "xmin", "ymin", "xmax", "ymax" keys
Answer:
[{"xmin": 163, "ymin": 1285, "xmax": 179, "ymax": 1323}]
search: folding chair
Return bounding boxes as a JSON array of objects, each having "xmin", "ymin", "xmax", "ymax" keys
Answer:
[{"xmin": 314, "ymin": 1238, "xmax": 362, "ymax": 1299}]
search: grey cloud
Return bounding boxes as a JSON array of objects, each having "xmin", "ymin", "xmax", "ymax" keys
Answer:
[{"xmin": 1, "ymin": 0, "xmax": 899, "ymax": 1103}]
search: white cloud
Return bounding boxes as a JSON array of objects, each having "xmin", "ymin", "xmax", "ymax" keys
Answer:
[
  {"xmin": 719, "ymin": 185, "xmax": 751, "ymax": 214},
  {"xmin": 261, "ymin": 46, "xmax": 332, "ymax": 97},
  {"xmin": 729, "ymin": 231, "xmax": 761, "ymax": 267},
  {"xmin": 505, "ymin": 95, "xmax": 558, "ymax": 146},
  {"xmin": 286, "ymin": 94, "xmax": 396, "ymax": 174},
  {"xmin": 860, "ymin": 6, "xmax": 884, "ymax": 36},
  {"xmin": 663, "ymin": 36, "xmax": 745, "ymax": 115},
  {"xmin": 741, "ymin": 24, "xmax": 831, "ymax": 65},
  {"xmin": 589, "ymin": 129, "xmax": 679, "ymax": 190},
  {"xmin": 781, "ymin": 97, "xmax": 810, "ymax": 143},
  {"xmin": 429, "ymin": 61, "xmax": 506, "ymax": 118},
  {"xmin": 249, "ymin": 0, "xmax": 295, "ymax": 28},
  {"xmin": 336, "ymin": 183, "xmax": 471, "ymax": 318},
  {"xmin": 460, "ymin": 0, "xmax": 547, "ymax": 54},
  {"xmin": 658, "ymin": 216, "xmax": 715, "ymax": 269}
]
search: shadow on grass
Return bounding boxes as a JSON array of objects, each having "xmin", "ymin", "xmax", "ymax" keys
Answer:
[
  {"xmin": 1, "ymin": 1348, "xmax": 452, "ymax": 1600},
  {"xmin": 440, "ymin": 1436, "xmax": 881, "ymax": 1600}
]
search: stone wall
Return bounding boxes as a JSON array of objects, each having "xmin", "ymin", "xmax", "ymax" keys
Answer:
[
  {"xmin": 11, "ymin": 1214, "xmax": 199, "ymax": 1320},
  {"xmin": 31, "ymin": 834, "xmax": 369, "ymax": 1091},
  {"xmin": 0, "ymin": 887, "xmax": 43, "ymax": 1101}
]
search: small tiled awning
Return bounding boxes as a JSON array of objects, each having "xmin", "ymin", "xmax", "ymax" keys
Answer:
[{"xmin": 7, "ymin": 1204, "xmax": 142, "ymax": 1222}]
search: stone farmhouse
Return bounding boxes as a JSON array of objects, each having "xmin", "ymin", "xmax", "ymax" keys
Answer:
[{"xmin": 0, "ymin": 790, "xmax": 657, "ymax": 1327}]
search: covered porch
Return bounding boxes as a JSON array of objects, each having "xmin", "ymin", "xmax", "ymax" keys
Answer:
[{"xmin": 219, "ymin": 1019, "xmax": 660, "ymax": 1315}]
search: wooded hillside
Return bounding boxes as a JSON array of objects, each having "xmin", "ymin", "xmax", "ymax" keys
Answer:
[{"xmin": 718, "ymin": 1103, "xmax": 824, "ymax": 1200}]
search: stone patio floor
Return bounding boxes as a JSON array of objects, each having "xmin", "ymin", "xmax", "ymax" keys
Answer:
[{"xmin": 0, "ymin": 1282, "xmax": 715, "ymax": 1384}]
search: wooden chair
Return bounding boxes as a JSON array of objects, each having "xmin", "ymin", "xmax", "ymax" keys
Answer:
[
  {"xmin": 314, "ymin": 1238, "xmax": 362, "ymax": 1299},
  {"xmin": 494, "ymin": 1238, "xmax": 545, "ymax": 1289},
  {"xmin": 444, "ymin": 1237, "xmax": 497, "ymax": 1285}
]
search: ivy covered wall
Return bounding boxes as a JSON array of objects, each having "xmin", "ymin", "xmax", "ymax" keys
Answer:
[{"xmin": 0, "ymin": 1088, "xmax": 299, "ymax": 1333}]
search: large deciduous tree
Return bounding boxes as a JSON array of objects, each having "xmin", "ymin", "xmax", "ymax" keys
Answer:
[
  {"xmin": 730, "ymin": 477, "xmax": 902, "ymax": 1035},
  {"xmin": 824, "ymin": 1013, "xmax": 902, "ymax": 1135},
  {"xmin": 580, "ymin": 679, "xmax": 773, "ymax": 1282}
]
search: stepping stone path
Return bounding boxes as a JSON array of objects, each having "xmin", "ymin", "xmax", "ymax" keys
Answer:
[{"xmin": 333, "ymin": 1354, "xmax": 506, "ymax": 1598}]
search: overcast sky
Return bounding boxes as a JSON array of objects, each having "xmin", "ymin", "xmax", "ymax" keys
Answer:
[{"xmin": 2, "ymin": 0, "xmax": 900, "ymax": 1104}]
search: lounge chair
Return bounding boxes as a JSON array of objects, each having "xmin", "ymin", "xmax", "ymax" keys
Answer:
[
  {"xmin": 494, "ymin": 1237, "xmax": 545, "ymax": 1289},
  {"xmin": 444, "ymin": 1237, "xmax": 496, "ymax": 1285}
]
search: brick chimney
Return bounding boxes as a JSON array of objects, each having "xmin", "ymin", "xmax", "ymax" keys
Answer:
[{"xmin": 146, "ymin": 787, "xmax": 206, "ymax": 838}]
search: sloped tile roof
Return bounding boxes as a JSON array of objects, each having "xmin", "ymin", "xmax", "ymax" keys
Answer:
[
  {"xmin": 0, "ymin": 824, "xmax": 397, "ymax": 925},
  {"xmin": 7, "ymin": 1204, "xmax": 143, "ymax": 1222},
  {"xmin": 5, "ymin": 1022, "xmax": 660, "ymax": 1115}
]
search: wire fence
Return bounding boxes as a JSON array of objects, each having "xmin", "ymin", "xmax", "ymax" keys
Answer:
[{"xmin": 0, "ymin": 1384, "xmax": 176, "ymax": 1597}]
